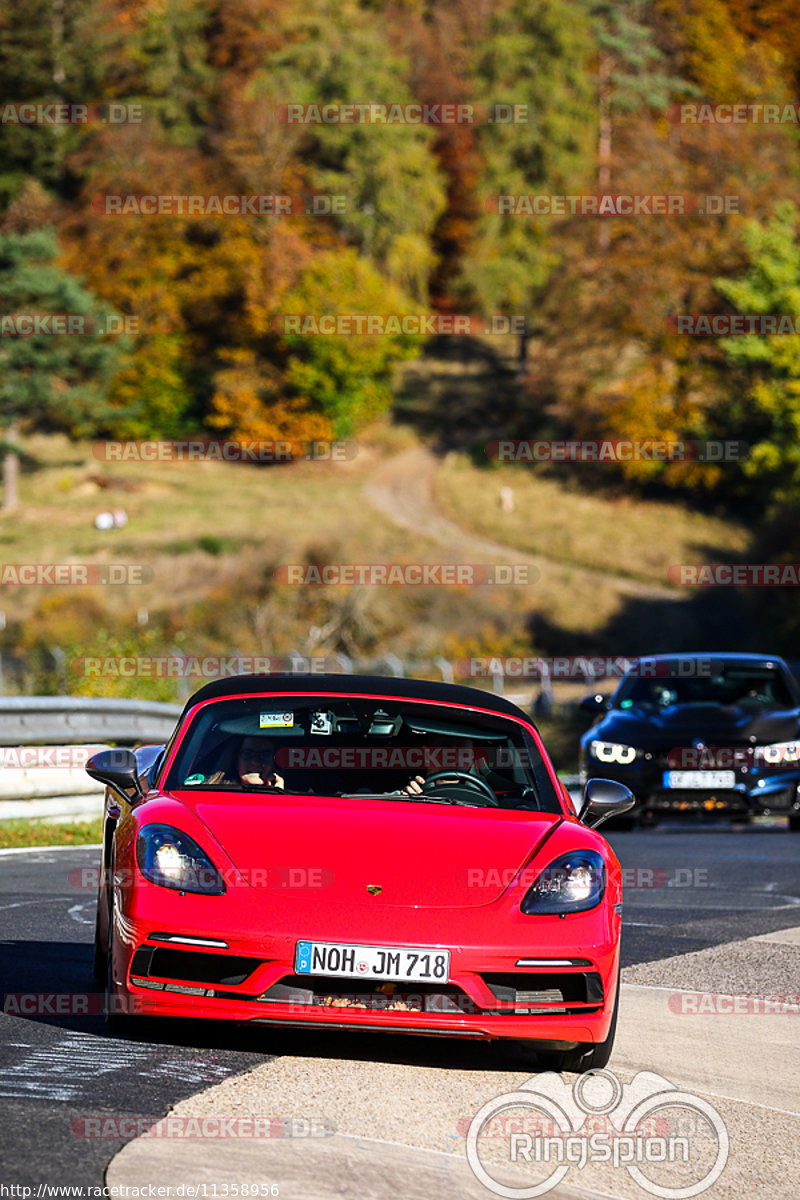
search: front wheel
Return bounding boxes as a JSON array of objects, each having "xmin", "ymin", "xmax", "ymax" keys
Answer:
[
  {"xmin": 535, "ymin": 970, "xmax": 620, "ymax": 1073},
  {"xmin": 104, "ymin": 896, "xmax": 133, "ymax": 1033},
  {"xmin": 92, "ymin": 906, "xmax": 106, "ymax": 984}
]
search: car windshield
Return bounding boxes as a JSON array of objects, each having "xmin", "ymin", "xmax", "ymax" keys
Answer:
[
  {"xmin": 614, "ymin": 664, "xmax": 795, "ymax": 711},
  {"xmin": 163, "ymin": 695, "xmax": 563, "ymax": 813}
]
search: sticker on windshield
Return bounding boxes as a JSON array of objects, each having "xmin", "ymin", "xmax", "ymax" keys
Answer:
[
  {"xmin": 309, "ymin": 711, "xmax": 333, "ymax": 735},
  {"xmin": 184, "ymin": 773, "xmax": 205, "ymax": 785},
  {"xmin": 260, "ymin": 711, "xmax": 294, "ymax": 728}
]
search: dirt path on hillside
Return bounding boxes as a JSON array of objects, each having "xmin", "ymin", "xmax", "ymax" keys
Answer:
[{"xmin": 364, "ymin": 445, "xmax": 676, "ymax": 601}]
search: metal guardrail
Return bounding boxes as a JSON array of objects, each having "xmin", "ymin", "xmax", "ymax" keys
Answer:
[
  {"xmin": 0, "ymin": 697, "xmax": 182, "ymax": 746},
  {"xmin": 0, "ymin": 698, "xmax": 182, "ymax": 821}
]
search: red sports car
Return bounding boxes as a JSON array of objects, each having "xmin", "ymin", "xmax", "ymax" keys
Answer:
[{"xmin": 88, "ymin": 674, "xmax": 632, "ymax": 1072}]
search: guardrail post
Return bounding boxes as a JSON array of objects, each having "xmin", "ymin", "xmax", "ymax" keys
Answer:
[{"xmin": 433, "ymin": 656, "xmax": 454, "ymax": 684}]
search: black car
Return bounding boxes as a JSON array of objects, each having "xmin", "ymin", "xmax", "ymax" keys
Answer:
[{"xmin": 579, "ymin": 653, "xmax": 800, "ymax": 828}]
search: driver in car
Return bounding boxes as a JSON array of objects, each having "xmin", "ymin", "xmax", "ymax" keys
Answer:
[
  {"xmin": 208, "ymin": 736, "xmax": 286, "ymax": 789},
  {"xmin": 401, "ymin": 734, "xmax": 503, "ymax": 796}
]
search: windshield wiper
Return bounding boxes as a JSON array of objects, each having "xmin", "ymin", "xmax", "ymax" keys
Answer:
[{"xmin": 338, "ymin": 792, "xmax": 482, "ymax": 807}]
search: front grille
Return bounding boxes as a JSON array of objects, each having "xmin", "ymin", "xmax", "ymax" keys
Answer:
[
  {"xmin": 257, "ymin": 976, "xmax": 478, "ymax": 1014},
  {"xmin": 130, "ymin": 945, "xmax": 262, "ymax": 986},
  {"xmin": 482, "ymin": 972, "xmax": 603, "ymax": 1008},
  {"xmin": 752, "ymin": 785, "xmax": 797, "ymax": 811},
  {"xmin": 649, "ymin": 789, "xmax": 747, "ymax": 812}
]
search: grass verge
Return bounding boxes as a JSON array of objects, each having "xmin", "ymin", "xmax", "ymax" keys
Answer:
[
  {"xmin": 435, "ymin": 454, "xmax": 751, "ymax": 587},
  {"xmin": 0, "ymin": 817, "xmax": 103, "ymax": 850}
]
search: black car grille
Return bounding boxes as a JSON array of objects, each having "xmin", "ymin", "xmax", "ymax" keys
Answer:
[
  {"xmin": 649, "ymin": 789, "xmax": 747, "ymax": 812},
  {"xmin": 752, "ymin": 784, "xmax": 798, "ymax": 811},
  {"xmin": 482, "ymin": 971, "xmax": 603, "ymax": 1011},
  {"xmin": 130, "ymin": 945, "xmax": 263, "ymax": 986},
  {"xmin": 257, "ymin": 976, "xmax": 477, "ymax": 1013},
  {"xmin": 255, "ymin": 972, "xmax": 603, "ymax": 1016}
]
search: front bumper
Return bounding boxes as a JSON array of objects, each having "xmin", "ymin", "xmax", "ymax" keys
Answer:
[
  {"xmin": 110, "ymin": 881, "xmax": 619, "ymax": 1045},
  {"xmin": 580, "ymin": 757, "xmax": 800, "ymax": 818}
]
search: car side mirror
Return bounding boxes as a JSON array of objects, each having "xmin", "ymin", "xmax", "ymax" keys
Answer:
[
  {"xmin": 579, "ymin": 693, "xmax": 611, "ymax": 715},
  {"xmin": 580, "ymin": 778, "xmax": 635, "ymax": 828},
  {"xmin": 134, "ymin": 743, "xmax": 166, "ymax": 788},
  {"xmin": 86, "ymin": 748, "xmax": 143, "ymax": 800}
]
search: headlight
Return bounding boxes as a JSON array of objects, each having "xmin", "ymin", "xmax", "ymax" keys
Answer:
[
  {"xmin": 758, "ymin": 740, "xmax": 800, "ymax": 766},
  {"xmin": 136, "ymin": 824, "xmax": 226, "ymax": 895},
  {"xmin": 521, "ymin": 850, "xmax": 605, "ymax": 915},
  {"xmin": 588, "ymin": 740, "xmax": 637, "ymax": 765}
]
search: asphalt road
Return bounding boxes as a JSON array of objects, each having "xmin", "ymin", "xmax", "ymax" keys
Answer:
[
  {"xmin": 603, "ymin": 818, "xmax": 800, "ymax": 964},
  {"xmin": 1, "ymin": 826, "xmax": 798, "ymax": 1188}
]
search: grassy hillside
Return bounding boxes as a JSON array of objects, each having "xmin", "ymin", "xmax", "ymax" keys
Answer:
[
  {"xmin": 435, "ymin": 456, "xmax": 750, "ymax": 587},
  {"xmin": 0, "ymin": 415, "xmax": 758, "ymax": 705}
]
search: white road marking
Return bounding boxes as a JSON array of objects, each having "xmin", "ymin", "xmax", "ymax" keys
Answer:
[
  {"xmin": 68, "ymin": 902, "xmax": 93, "ymax": 925},
  {"xmin": 0, "ymin": 1032, "xmax": 158, "ymax": 1100},
  {"xmin": 0, "ymin": 844, "xmax": 101, "ymax": 857}
]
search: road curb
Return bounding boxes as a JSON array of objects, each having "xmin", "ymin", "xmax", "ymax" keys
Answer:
[
  {"xmin": 106, "ymin": 1127, "xmax": 608, "ymax": 1200},
  {"xmin": 104, "ymin": 962, "xmax": 800, "ymax": 1196}
]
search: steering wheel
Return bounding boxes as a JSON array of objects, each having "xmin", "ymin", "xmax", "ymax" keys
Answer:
[{"xmin": 421, "ymin": 769, "xmax": 499, "ymax": 806}]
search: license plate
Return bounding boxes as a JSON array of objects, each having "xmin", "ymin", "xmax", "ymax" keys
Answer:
[
  {"xmin": 663, "ymin": 770, "xmax": 735, "ymax": 789},
  {"xmin": 295, "ymin": 940, "xmax": 450, "ymax": 983}
]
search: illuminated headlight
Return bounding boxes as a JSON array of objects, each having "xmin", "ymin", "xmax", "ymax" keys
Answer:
[
  {"xmin": 760, "ymin": 741, "xmax": 800, "ymax": 766},
  {"xmin": 521, "ymin": 851, "xmax": 605, "ymax": 915},
  {"xmin": 588, "ymin": 740, "xmax": 637, "ymax": 765},
  {"xmin": 136, "ymin": 824, "xmax": 226, "ymax": 895}
]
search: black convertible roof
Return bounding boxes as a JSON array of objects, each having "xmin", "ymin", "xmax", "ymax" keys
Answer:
[{"xmin": 180, "ymin": 673, "xmax": 531, "ymax": 722}]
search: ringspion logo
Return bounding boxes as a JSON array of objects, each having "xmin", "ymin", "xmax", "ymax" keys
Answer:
[{"xmin": 466, "ymin": 1069, "xmax": 728, "ymax": 1198}]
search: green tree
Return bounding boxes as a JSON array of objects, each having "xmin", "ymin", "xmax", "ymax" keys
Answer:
[
  {"xmin": 716, "ymin": 202, "xmax": 800, "ymax": 509},
  {"xmin": 0, "ymin": 227, "xmax": 125, "ymax": 510},
  {"xmin": 0, "ymin": 0, "xmax": 106, "ymax": 205},
  {"xmin": 209, "ymin": 248, "xmax": 424, "ymax": 442},
  {"xmin": 254, "ymin": 0, "xmax": 448, "ymax": 301},
  {"xmin": 456, "ymin": 0, "xmax": 597, "ymax": 319}
]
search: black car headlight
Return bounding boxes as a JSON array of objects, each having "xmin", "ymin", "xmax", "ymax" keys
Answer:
[
  {"xmin": 588, "ymin": 740, "xmax": 638, "ymax": 765},
  {"xmin": 136, "ymin": 824, "xmax": 226, "ymax": 895},
  {"xmin": 521, "ymin": 850, "xmax": 605, "ymax": 915}
]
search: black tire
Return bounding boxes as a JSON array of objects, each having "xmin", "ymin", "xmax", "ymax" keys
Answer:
[
  {"xmin": 789, "ymin": 814, "xmax": 800, "ymax": 832},
  {"xmin": 104, "ymin": 895, "xmax": 132, "ymax": 1034},
  {"xmin": 535, "ymin": 970, "xmax": 620, "ymax": 1074},
  {"xmin": 92, "ymin": 906, "xmax": 106, "ymax": 984}
]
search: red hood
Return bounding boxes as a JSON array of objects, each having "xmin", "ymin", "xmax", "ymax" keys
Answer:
[{"xmin": 174, "ymin": 791, "xmax": 561, "ymax": 908}]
